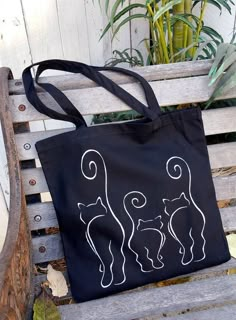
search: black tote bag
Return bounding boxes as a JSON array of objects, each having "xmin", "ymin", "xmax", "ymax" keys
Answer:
[{"xmin": 22, "ymin": 60, "xmax": 230, "ymax": 302}]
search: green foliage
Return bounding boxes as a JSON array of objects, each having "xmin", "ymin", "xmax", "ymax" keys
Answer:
[
  {"xmin": 100, "ymin": 0, "xmax": 234, "ymax": 65},
  {"xmin": 105, "ymin": 49, "xmax": 144, "ymax": 66},
  {"xmin": 93, "ymin": 110, "xmax": 141, "ymax": 124},
  {"xmin": 206, "ymin": 43, "xmax": 236, "ymax": 108},
  {"xmin": 33, "ymin": 292, "xmax": 61, "ymax": 320}
]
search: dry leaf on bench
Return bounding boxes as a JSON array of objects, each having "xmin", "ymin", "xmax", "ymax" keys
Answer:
[
  {"xmin": 226, "ymin": 234, "xmax": 236, "ymax": 258},
  {"xmin": 47, "ymin": 264, "xmax": 68, "ymax": 297},
  {"xmin": 33, "ymin": 291, "xmax": 61, "ymax": 320}
]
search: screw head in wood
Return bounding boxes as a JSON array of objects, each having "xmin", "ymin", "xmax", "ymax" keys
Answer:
[
  {"xmin": 34, "ymin": 215, "xmax": 42, "ymax": 222},
  {"xmin": 39, "ymin": 246, "xmax": 46, "ymax": 253},
  {"xmin": 29, "ymin": 179, "xmax": 36, "ymax": 186},
  {"xmin": 24, "ymin": 143, "xmax": 31, "ymax": 150},
  {"xmin": 18, "ymin": 104, "xmax": 26, "ymax": 111}
]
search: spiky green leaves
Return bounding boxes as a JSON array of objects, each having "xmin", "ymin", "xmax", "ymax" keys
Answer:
[{"xmin": 207, "ymin": 43, "xmax": 236, "ymax": 108}]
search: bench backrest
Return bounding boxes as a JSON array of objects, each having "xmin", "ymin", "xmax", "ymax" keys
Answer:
[{"xmin": 8, "ymin": 60, "xmax": 236, "ymax": 298}]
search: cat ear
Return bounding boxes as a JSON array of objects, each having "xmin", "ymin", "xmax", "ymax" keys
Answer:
[
  {"xmin": 162, "ymin": 198, "xmax": 170, "ymax": 205},
  {"xmin": 95, "ymin": 197, "xmax": 102, "ymax": 205},
  {"xmin": 137, "ymin": 219, "xmax": 143, "ymax": 230},
  {"xmin": 77, "ymin": 202, "xmax": 85, "ymax": 210},
  {"xmin": 180, "ymin": 192, "xmax": 186, "ymax": 200}
]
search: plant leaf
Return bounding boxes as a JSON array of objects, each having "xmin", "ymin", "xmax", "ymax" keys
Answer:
[
  {"xmin": 153, "ymin": 0, "xmax": 182, "ymax": 22},
  {"xmin": 112, "ymin": 14, "xmax": 149, "ymax": 40},
  {"xmin": 100, "ymin": 3, "xmax": 146, "ymax": 40},
  {"xmin": 209, "ymin": 51, "xmax": 236, "ymax": 86},
  {"xmin": 33, "ymin": 292, "xmax": 61, "ymax": 320},
  {"xmin": 171, "ymin": 14, "xmax": 196, "ymax": 31},
  {"xmin": 208, "ymin": 43, "xmax": 232, "ymax": 77},
  {"xmin": 209, "ymin": 43, "xmax": 236, "ymax": 81},
  {"xmin": 201, "ymin": 26, "xmax": 224, "ymax": 43},
  {"xmin": 110, "ymin": 0, "xmax": 126, "ymax": 29},
  {"xmin": 206, "ymin": 60, "xmax": 236, "ymax": 108},
  {"xmin": 193, "ymin": 40, "xmax": 214, "ymax": 61},
  {"xmin": 193, "ymin": 0, "xmax": 232, "ymax": 14}
]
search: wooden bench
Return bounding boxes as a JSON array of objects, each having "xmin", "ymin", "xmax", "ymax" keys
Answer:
[{"xmin": 1, "ymin": 60, "xmax": 236, "ymax": 320}]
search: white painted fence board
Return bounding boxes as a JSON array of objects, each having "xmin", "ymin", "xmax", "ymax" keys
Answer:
[
  {"xmin": 53, "ymin": 0, "xmax": 90, "ymax": 63},
  {"xmin": 9, "ymin": 60, "xmax": 213, "ymax": 95},
  {"xmin": 27, "ymin": 198, "xmax": 235, "ymax": 232},
  {"xmin": 0, "ymin": 0, "xmax": 32, "ymax": 78},
  {"xmin": 84, "ymin": 0, "xmax": 112, "ymax": 66},
  {"xmin": 21, "ymin": 0, "xmax": 65, "ymax": 64},
  {"xmin": 57, "ymin": 275, "xmax": 236, "ymax": 320},
  {"xmin": 130, "ymin": 0, "xmax": 149, "ymax": 65},
  {"xmin": 10, "ymin": 76, "xmax": 236, "ymax": 124},
  {"xmin": 109, "ymin": 0, "xmax": 131, "ymax": 68}
]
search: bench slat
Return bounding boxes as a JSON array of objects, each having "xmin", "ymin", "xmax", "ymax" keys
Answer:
[
  {"xmin": 33, "ymin": 234, "xmax": 64, "ymax": 263},
  {"xmin": 163, "ymin": 304, "xmax": 236, "ymax": 320},
  {"xmin": 34, "ymin": 257, "xmax": 236, "ymax": 303},
  {"xmin": 9, "ymin": 60, "xmax": 213, "ymax": 95},
  {"xmin": 28, "ymin": 200, "xmax": 235, "ymax": 232},
  {"xmin": 32, "ymin": 214, "xmax": 236, "ymax": 263},
  {"xmin": 21, "ymin": 167, "xmax": 236, "ymax": 200},
  {"xmin": 57, "ymin": 275, "xmax": 236, "ymax": 320},
  {"xmin": 15, "ymin": 128, "xmax": 236, "ymax": 164},
  {"xmin": 10, "ymin": 76, "xmax": 236, "ymax": 123}
]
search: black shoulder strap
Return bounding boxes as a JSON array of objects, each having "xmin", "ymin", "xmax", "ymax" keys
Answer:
[{"xmin": 22, "ymin": 59, "xmax": 161, "ymax": 127}]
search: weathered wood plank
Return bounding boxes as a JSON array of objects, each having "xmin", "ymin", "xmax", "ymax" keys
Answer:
[
  {"xmin": 10, "ymin": 75, "xmax": 236, "ymax": 123},
  {"xmin": 201, "ymin": 107, "xmax": 236, "ymax": 136},
  {"xmin": 208, "ymin": 142, "xmax": 236, "ymax": 169},
  {"xmin": 58, "ymin": 275, "xmax": 236, "ymax": 320},
  {"xmin": 27, "ymin": 198, "xmax": 235, "ymax": 232},
  {"xmin": 21, "ymin": 166, "xmax": 236, "ymax": 199},
  {"xmin": 28, "ymin": 202, "xmax": 58, "ymax": 230},
  {"xmin": 9, "ymin": 60, "xmax": 213, "ymax": 95},
  {"xmin": 162, "ymin": 304, "xmax": 236, "ymax": 320},
  {"xmin": 15, "ymin": 123, "xmax": 236, "ymax": 168},
  {"xmin": 32, "ymin": 234, "xmax": 64, "ymax": 263},
  {"xmin": 32, "ymin": 220, "xmax": 236, "ymax": 265},
  {"xmin": 214, "ymin": 175, "xmax": 236, "ymax": 200}
]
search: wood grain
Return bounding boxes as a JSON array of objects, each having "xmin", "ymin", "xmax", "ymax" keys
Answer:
[
  {"xmin": 58, "ymin": 275, "xmax": 236, "ymax": 320},
  {"xmin": 15, "ymin": 124, "xmax": 236, "ymax": 168},
  {"xmin": 31, "ymin": 205, "xmax": 235, "ymax": 263},
  {"xmin": 162, "ymin": 304, "xmax": 236, "ymax": 320},
  {"xmin": 9, "ymin": 60, "xmax": 213, "ymax": 95},
  {"xmin": 10, "ymin": 75, "xmax": 236, "ymax": 123},
  {"xmin": 28, "ymin": 199, "xmax": 235, "ymax": 232},
  {"xmin": 0, "ymin": 68, "xmax": 33, "ymax": 320},
  {"xmin": 21, "ymin": 166, "xmax": 236, "ymax": 199}
]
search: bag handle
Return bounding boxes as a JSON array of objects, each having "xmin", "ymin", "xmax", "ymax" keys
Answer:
[{"xmin": 22, "ymin": 59, "xmax": 161, "ymax": 127}]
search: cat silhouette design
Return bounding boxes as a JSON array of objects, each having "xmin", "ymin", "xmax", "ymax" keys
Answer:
[
  {"xmin": 79, "ymin": 149, "xmax": 126, "ymax": 288},
  {"xmin": 124, "ymin": 191, "xmax": 166, "ymax": 272},
  {"xmin": 163, "ymin": 156, "xmax": 206, "ymax": 265},
  {"xmin": 78, "ymin": 196, "xmax": 126, "ymax": 288}
]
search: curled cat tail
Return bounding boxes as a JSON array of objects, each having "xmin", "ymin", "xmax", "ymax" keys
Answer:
[
  {"xmin": 123, "ymin": 191, "xmax": 152, "ymax": 273},
  {"xmin": 166, "ymin": 156, "xmax": 206, "ymax": 262},
  {"xmin": 81, "ymin": 149, "xmax": 126, "ymax": 285}
]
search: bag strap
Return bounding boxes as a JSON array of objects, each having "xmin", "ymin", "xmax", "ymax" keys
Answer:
[{"xmin": 22, "ymin": 59, "xmax": 161, "ymax": 127}]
